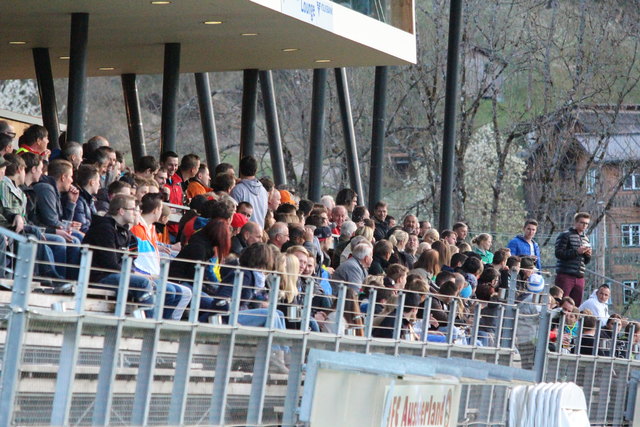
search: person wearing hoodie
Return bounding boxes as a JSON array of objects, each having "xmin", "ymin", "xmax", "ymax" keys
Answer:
[
  {"xmin": 230, "ymin": 156, "xmax": 268, "ymax": 228},
  {"xmin": 579, "ymin": 284, "xmax": 610, "ymax": 327},
  {"xmin": 73, "ymin": 164, "xmax": 99, "ymax": 233},
  {"xmin": 507, "ymin": 219, "xmax": 542, "ymax": 271}
]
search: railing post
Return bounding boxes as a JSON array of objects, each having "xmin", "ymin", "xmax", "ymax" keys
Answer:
[
  {"xmin": 0, "ymin": 237, "xmax": 37, "ymax": 427},
  {"xmin": 393, "ymin": 292, "xmax": 406, "ymax": 341},
  {"xmin": 131, "ymin": 260, "xmax": 169, "ymax": 426},
  {"xmin": 283, "ymin": 280, "xmax": 314, "ymax": 426},
  {"xmin": 210, "ymin": 270, "xmax": 244, "ymax": 425},
  {"xmin": 421, "ymin": 295, "xmax": 433, "ymax": 345},
  {"xmin": 446, "ymin": 299, "xmax": 458, "ymax": 345},
  {"xmin": 51, "ymin": 246, "xmax": 92, "ymax": 426},
  {"xmin": 168, "ymin": 263, "xmax": 204, "ymax": 425},
  {"xmin": 364, "ymin": 288, "xmax": 378, "ymax": 340},
  {"xmin": 92, "ymin": 255, "xmax": 132, "ymax": 426},
  {"xmin": 247, "ymin": 275, "xmax": 281, "ymax": 425}
]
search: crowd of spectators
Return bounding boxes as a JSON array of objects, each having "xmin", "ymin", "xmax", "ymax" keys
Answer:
[{"xmin": 0, "ymin": 121, "xmax": 637, "ymax": 369}]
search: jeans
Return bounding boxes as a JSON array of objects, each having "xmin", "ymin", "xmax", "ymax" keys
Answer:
[
  {"xmin": 45, "ymin": 233, "xmax": 81, "ymax": 280},
  {"xmin": 238, "ymin": 308, "xmax": 287, "ymax": 330},
  {"xmin": 98, "ymin": 273, "xmax": 156, "ymax": 317},
  {"xmin": 163, "ymin": 282, "xmax": 192, "ymax": 320}
]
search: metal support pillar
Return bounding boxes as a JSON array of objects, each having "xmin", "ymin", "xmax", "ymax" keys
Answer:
[
  {"xmin": 194, "ymin": 72, "xmax": 220, "ymax": 168},
  {"xmin": 161, "ymin": 43, "xmax": 181, "ymax": 154},
  {"xmin": 334, "ymin": 67, "xmax": 364, "ymax": 204},
  {"xmin": 32, "ymin": 48, "xmax": 60, "ymax": 150},
  {"xmin": 259, "ymin": 70, "xmax": 287, "ymax": 186},
  {"xmin": 240, "ymin": 69, "xmax": 259, "ymax": 159},
  {"xmin": 368, "ymin": 66, "xmax": 388, "ymax": 212},
  {"xmin": 121, "ymin": 74, "xmax": 147, "ymax": 163},
  {"xmin": 307, "ymin": 68, "xmax": 328, "ymax": 202},
  {"xmin": 66, "ymin": 13, "xmax": 89, "ymax": 144},
  {"xmin": 438, "ymin": 0, "xmax": 463, "ymax": 230}
]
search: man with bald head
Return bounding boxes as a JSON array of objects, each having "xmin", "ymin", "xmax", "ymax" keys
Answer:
[
  {"xmin": 331, "ymin": 205, "xmax": 348, "ymax": 235},
  {"xmin": 230, "ymin": 221, "xmax": 262, "ymax": 256}
]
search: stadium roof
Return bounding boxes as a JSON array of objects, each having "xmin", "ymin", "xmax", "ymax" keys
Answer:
[{"xmin": 0, "ymin": 0, "xmax": 416, "ymax": 80}]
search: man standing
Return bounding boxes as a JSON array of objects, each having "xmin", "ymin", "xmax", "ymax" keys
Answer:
[
  {"xmin": 508, "ymin": 219, "xmax": 542, "ymax": 271},
  {"xmin": 231, "ymin": 156, "xmax": 268, "ymax": 228},
  {"xmin": 555, "ymin": 212, "xmax": 592, "ymax": 306}
]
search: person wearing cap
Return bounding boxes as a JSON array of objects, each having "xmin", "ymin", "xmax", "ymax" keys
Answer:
[
  {"xmin": 230, "ymin": 212, "xmax": 248, "ymax": 235},
  {"xmin": 314, "ymin": 225, "xmax": 333, "ymax": 264},
  {"xmin": 278, "ymin": 189, "xmax": 295, "ymax": 207}
]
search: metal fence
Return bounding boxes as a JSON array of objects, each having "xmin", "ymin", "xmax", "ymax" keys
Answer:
[{"xmin": 0, "ymin": 229, "xmax": 637, "ymax": 425}]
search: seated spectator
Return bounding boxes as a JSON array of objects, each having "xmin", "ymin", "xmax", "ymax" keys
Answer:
[
  {"xmin": 600, "ymin": 314, "xmax": 624, "ymax": 341},
  {"xmin": 372, "ymin": 201, "xmax": 389, "ymax": 241},
  {"xmin": 130, "ymin": 193, "xmax": 192, "ymax": 320},
  {"xmin": 332, "ymin": 242, "xmax": 373, "ymax": 295},
  {"xmin": 73, "ymin": 164, "xmax": 100, "ymax": 233},
  {"xmin": 403, "ymin": 233, "xmax": 420, "ymax": 268},
  {"xmin": 335, "ymin": 188, "xmax": 358, "ymax": 215},
  {"xmin": 32, "ymin": 159, "xmax": 79, "ymax": 236},
  {"xmin": 330, "ymin": 205, "xmax": 348, "ymax": 235},
  {"xmin": 388, "ymin": 229, "xmax": 411, "ymax": 268},
  {"xmin": 95, "ymin": 180, "xmax": 132, "ymax": 214},
  {"xmin": 341, "ymin": 226, "xmax": 374, "ymax": 264},
  {"xmin": 230, "ymin": 221, "xmax": 262, "ymax": 256},
  {"xmin": 16, "ymin": 124, "xmax": 50, "ymax": 158},
  {"xmin": 472, "ymin": 233, "xmax": 494, "ymax": 264},
  {"xmin": 579, "ymin": 284, "xmax": 610, "ymax": 327},
  {"xmin": 133, "ymin": 155, "xmax": 159, "ymax": 180},
  {"xmin": 316, "ymin": 289, "xmax": 364, "ymax": 336},
  {"xmin": 440, "ymin": 229, "xmax": 455, "ymax": 245},
  {"xmin": 236, "ymin": 201, "xmax": 253, "ymax": 219},
  {"xmin": 372, "ymin": 292, "xmax": 420, "ymax": 339},
  {"xmin": 409, "ymin": 249, "xmax": 440, "ymax": 283},
  {"xmin": 460, "ymin": 256, "xmax": 484, "ymax": 294},
  {"xmin": 369, "ymin": 240, "xmax": 393, "ymax": 275},
  {"xmin": 351, "ymin": 205, "xmax": 369, "ymax": 227},
  {"xmin": 577, "ymin": 313, "xmax": 605, "ymax": 356},
  {"xmin": 431, "ymin": 240, "xmax": 451, "ymax": 268},
  {"xmin": 386, "ymin": 263, "xmax": 409, "ymax": 291},
  {"xmin": 82, "ymin": 195, "xmax": 156, "ymax": 315},
  {"xmin": 176, "ymin": 194, "xmax": 208, "ymax": 243},
  {"xmin": 214, "ymin": 162, "xmax": 235, "ymax": 179},
  {"xmin": 186, "ymin": 163, "xmax": 215, "ymax": 200},
  {"xmin": 212, "ymin": 172, "xmax": 235, "ymax": 200},
  {"xmin": 61, "ymin": 142, "xmax": 83, "ymax": 170},
  {"xmin": 267, "ymin": 221, "xmax": 290, "ymax": 250}
]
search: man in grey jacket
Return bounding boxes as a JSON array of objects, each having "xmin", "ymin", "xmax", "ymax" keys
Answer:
[
  {"xmin": 230, "ymin": 156, "xmax": 268, "ymax": 228},
  {"xmin": 331, "ymin": 242, "xmax": 373, "ymax": 295}
]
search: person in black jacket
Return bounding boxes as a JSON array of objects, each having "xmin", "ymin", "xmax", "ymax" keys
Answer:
[
  {"xmin": 555, "ymin": 212, "xmax": 592, "ymax": 306},
  {"xmin": 83, "ymin": 195, "xmax": 155, "ymax": 313}
]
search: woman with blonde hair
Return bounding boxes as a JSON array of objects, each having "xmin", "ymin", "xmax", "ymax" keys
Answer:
[
  {"xmin": 472, "ymin": 233, "xmax": 494, "ymax": 264},
  {"xmin": 388, "ymin": 229, "xmax": 410, "ymax": 267},
  {"xmin": 424, "ymin": 229, "xmax": 439, "ymax": 245},
  {"xmin": 431, "ymin": 240, "xmax": 451, "ymax": 268},
  {"xmin": 275, "ymin": 253, "xmax": 300, "ymax": 304}
]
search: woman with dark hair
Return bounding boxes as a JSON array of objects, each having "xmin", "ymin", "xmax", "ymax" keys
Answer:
[{"xmin": 169, "ymin": 218, "xmax": 231, "ymax": 286}]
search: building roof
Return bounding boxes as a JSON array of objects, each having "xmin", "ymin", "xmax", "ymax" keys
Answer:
[
  {"xmin": 574, "ymin": 106, "xmax": 640, "ymax": 162},
  {"xmin": 0, "ymin": 0, "xmax": 416, "ymax": 80}
]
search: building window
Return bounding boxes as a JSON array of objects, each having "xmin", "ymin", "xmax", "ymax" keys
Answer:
[
  {"xmin": 623, "ymin": 281, "xmax": 638, "ymax": 304},
  {"xmin": 622, "ymin": 224, "xmax": 640, "ymax": 247},
  {"xmin": 623, "ymin": 170, "xmax": 640, "ymax": 190},
  {"xmin": 586, "ymin": 168, "xmax": 597, "ymax": 194}
]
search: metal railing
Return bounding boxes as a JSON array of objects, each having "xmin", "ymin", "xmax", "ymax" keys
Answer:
[{"xmin": 0, "ymin": 228, "xmax": 637, "ymax": 425}]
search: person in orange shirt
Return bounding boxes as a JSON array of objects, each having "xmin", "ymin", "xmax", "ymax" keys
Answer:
[{"xmin": 186, "ymin": 164, "xmax": 215, "ymax": 201}]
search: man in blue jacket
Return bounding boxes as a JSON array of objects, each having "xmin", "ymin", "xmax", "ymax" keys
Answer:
[{"xmin": 507, "ymin": 219, "xmax": 542, "ymax": 271}]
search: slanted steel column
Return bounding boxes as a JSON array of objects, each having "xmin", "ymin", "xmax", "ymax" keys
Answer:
[
  {"xmin": 438, "ymin": 0, "xmax": 463, "ymax": 230},
  {"xmin": 240, "ymin": 69, "xmax": 259, "ymax": 159},
  {"xmin": 121, "ymin": 74, "xmax": 147, "ymax": 164},
  {"xmin": 194, "ymin": 72, "xmax": 220, "ymax": 168},
  {"xmin": 66, "ymin": 13, "xmax": 89, "ymax": 144},
  {"xmin": 308, "ymin": 68, "xmax": 328, "ymax": 202},
  {"xmin": 335, "ymin": 67, "xmax": 364, "ymax": 204},
  {"xmin": 32, "ymin": 48, "xmax": 60, "ymax": 150},
  {"xmin": 259, "ymin": 70, "xmax": 286, "ymax": 186},
  {"xmin": 161, "ymin": 43, "xmax": 181, "ymax": 154},
  {"xmin": 368, "ymin": 66, "xmax": 388, "ymax": 212}
]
